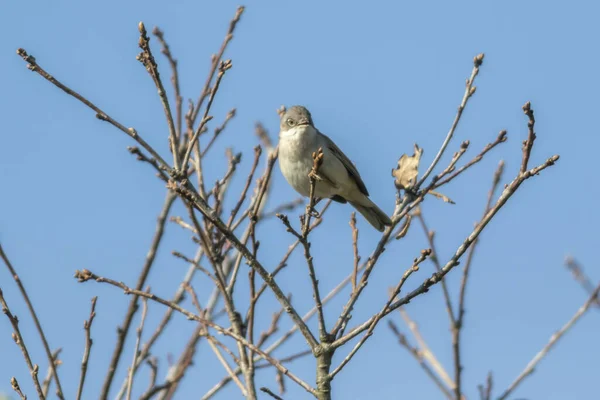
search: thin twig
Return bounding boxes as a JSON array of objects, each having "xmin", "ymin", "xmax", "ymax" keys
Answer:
[
  {"xmin": 101, "ymin": 191, "xmax": 176, "ymax": 397},
  {"xmin": 152, "ymin": 27, "xmax": 183, "ymax": 141},
  {"xmin": 114, "ymin": 249, "xmax": 202, "ymax": 400},
  {"xmin": 76, "ymin": 296, "xmax": 98, "ymax": 400},
  {"xmin": 415, "ymin": 213, "xmax": 457, "ymax": 326},
  {"xmin": 302, "ymin": 148, "xmax": 328, "ymax": 340},
  {"xmin": 253, "ymin": 201, "xmax": 330, "ymax": 304},
  {"xmin": 227, "ymin": 145, "xmax": 262, "ymax": 228},
  {"xmin": 137, "ymin": 22, "xmax": 180, "ymax": 168},
  {"xmin": 261, "ymin": 387, "xmax": 285, "ymax": 400},
  {"xmin": 128, "ymin": 146, "xmax": 169, "ymax": 182},
  {"xmin": 17, "ymin": 46, "xmax": 180, "ymax": 397},
  {"xmin": 330, "ymin": 250, "xmax": 430, "ymax": 378},
  {"xmin": 42, "ymin": 348, "xmax": 62, "ymax": 398},
  {"xmin": 207, "ymin": 336, "xmax": 247, "ymax": 396},
  {"xmin": 126, "ymin": 296, "xmax": 149, "ymax": 400},
  {"xmin": 0, "ymin": 288, "xmax": 45, "ymax": 399},
  {"xmin": 349, "ymin": 213, "xmax": 360, "ymax": 293},
  {"xmin": 498, "ymin": 282, "xmax": 600, "ymax": 400},
  {"xmin": 388, "ymin": 321, "xmax": 454, "ymax": 400},
  {"xmin": 141, "ymin": 357, "xmax": 159, "ymax": 400},
  {"xmin": 276, "ymin": 215, "xmax": 326, "ymax": 342},
  {"xmin": 201, "ymin": 108, "xmax": 236, "ymax": 158},
  {"xmin": 435, "ymin": 140, "xmax": 470, "ymax": 181},
  {"xmin": 167, "ymin": 177, "xmax": 320, "ymax": 352},
  {"xmin": 74, "ymin": 269, "xmax": 317, "ymax": 396},
  {"xmin": 16, "ymin": 48, "xmax": 170, "ymax": 171},
  {"xmin": 399, "ymin": 308, "xmax": 454, "ymax": 390},
  {"xmin": 417, "ymin": 53, "xmax": 484, "ymax": 188},
  {"xmin": 190, "ymin": 6, "xmax": 244, "ymax": 124},
  {"xmin": 182, "ymin": 203, "xmax": 254, "ymax": 399},
  {"xmin": 521, "ymin": 102, "xmax": 536, "ymax": 174},
  {"xmin": 564, "ymin": 257, "xmax": 600, "ymax": 307},
  {"xmin": 169, "ymin": 215, "xmax": 197, "ymax": 233},
  {"xmin": 477, "ymin": 371, "xmax": 493, "ymax": 400},
  {"xmin": 202, "ymin": 350, "xmax": 312, "ymax": 400},
  {"xmin": 181, "ymin": 59, "xmax": 232, "ymax": 170},
  {"xmin": 276, "ymin": 370, "xmax": 286, "ymax": 397},
  {"xmin": 0, "ymin": 244, "xmax": 64, "ymax": 399},
  {"xmin": 257, "ymin": 309, "xmax": 285, "ymax": 348},
  {"xmin": 432, "ymin": 130, "xmax": 507, "ymax": 189},
  {"xmin": 226, "ymin": 149, "xmax": 278, "ymax": 296},
  {"xmin": 333, "ymin": 154, "xmax": 559, "ymax": 348},
  {"xmin": 453, "ymin": 160, "xmax": 504, "ymax": 400},
  {"xmin": 11, "ymin": 377, "xmax": 27, "ymax": 400}
]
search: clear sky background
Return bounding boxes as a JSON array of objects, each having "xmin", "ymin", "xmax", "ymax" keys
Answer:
[{"xmin": 1, "ymin": 1, "xmax": 599, "ymax": 399}]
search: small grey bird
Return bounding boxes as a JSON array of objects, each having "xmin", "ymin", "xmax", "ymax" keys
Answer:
[{"xmin": 278, "ymin": 105, "xmax": 392, "ymax": 231}]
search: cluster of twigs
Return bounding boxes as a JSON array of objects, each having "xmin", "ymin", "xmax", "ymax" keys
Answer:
[{"xmin": 1, "ymin": 5, "xmax": 597, "ymax": 400}]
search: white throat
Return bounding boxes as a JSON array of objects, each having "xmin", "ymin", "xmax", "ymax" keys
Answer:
[{"xmin": 280, "ymin": 124, "xmax": 315, "ymax": 139}]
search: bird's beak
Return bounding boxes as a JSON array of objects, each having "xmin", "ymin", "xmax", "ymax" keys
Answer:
[{"xmin": 298, "ymin": 118, "xmax": 310, "ymax": 126}]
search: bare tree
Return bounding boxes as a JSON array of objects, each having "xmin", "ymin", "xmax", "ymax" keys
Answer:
[{"xmin": 1, "ymin": 5, "xmax": 596, "ymax": 400}]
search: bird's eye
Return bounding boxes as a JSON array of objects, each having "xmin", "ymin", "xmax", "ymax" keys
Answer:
[{"xmin": 287, "ymin": 118, "xmax": 295, "ymax": 126}]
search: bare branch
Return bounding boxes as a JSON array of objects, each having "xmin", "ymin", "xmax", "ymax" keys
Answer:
[
  {"xmin": 182, "ymin": 59, "xmax": 232, "ymax": 170},
  {"xmin": 330, "ymin": 249, "xmax": 430, "ymax": 378},
  {"xmin": 11, "ymin": 377, "xmax": 27, "ymax": 400},
  {"xmin": 101, "ymin": 191, "xmax": 176, "ymax": 397},
  {"xmin": 141, "ymin": 357, "xmax": 159, "ymax": 399},
  {"xmin": 168, "ymin": 178, "xmax": 320, "ymax": 352},
  {"xmin": 152, "ymin": 26, "xmax": 183, "ymax": 141},
  {"xmin": 16, "ymin": 48, "xmax": 171, "ymax": 171},
  {"xmin": 276, "ymin": 148, "xmax": 327, "ymax": 342},
  {"xmin": 128, "ymin": 146, "xmax": 169, "ymax": 182},
  {"xmin": 564, "ymin": 257, "xmax": 600, "ymax": 308},
  {"xmin": 520, "ymin": 101, "xmax": 536, "ymax": 173},
  {"xmin": 349, "ymin": 213, "xmax": 360, "ymax": 293},
  {"xmin": 498, "ymin": 282, "xmax": 600, "ymax": 400},
  {"xmin": 477, "ymin": 371, "xmax": 493, "ymax": 400},
  {"xmin": 0, "ymin": 244, "xmax": 64, "ymax": 399},
  {"xmin": 398, "ymin": 308, "xmax": 454, "ymax": 390},
  {"xmin": 74, "ymin": 269, "xmax": 317, "ymax": 396},
  {"xmin": 0, "ymin": 288, "xmax": 45, "ymax": 399},
  {"xmin": 126, "ymin": 296, "xmax": 148, "ymax": 400},
  {"xmin": 227, "ymin": 145, "xmax": 262, "ymax": 228},
  {"xmin": 388, "ymin": 321, "xmax": 453, "ymax": 400},
  {"xmin": 417, "ymin": 53, "xmax": 484, "ymax": 187},
  {"xmin": 453, "ymin": 160, "xmax": 504, "ymax": 400},
  {"xmin": 114, "ymin": 249, "xmax": 202, "ymax": 400},
  {"xmin": 137, "ymin": 22, "xmax": 179, "ymax": 168},
  {"xmin": 207, "ymin": 335, "xmax": 247, "ymax": 396},
  {"xmin": 415, "ymin": 212, "xmax": 457, "ymax": 326},
  {"xmin": 334, "ymin": 154, "xmax": 559, "ymax": 347},
  {"xmin": 261, "ymin": 387, "xmax": 285, "ymax": 400},
  {"xmin": 190, "ymin": 6, "xmax": 244, "ymax": 125},
  {"xmin": 76, "ymin": 297, "xmax": 97, "ymax": 400},
  {"xmin": 432, "ymin": 130, "xmax": 507, "ymax": 189},
  {"xmin": 253, "ymin": 201, "xmax": 330, "ymax": 305},
  {"xmin": 201, "ymin": 108, "xmax": 237, "ymax": 158},
  {"xmin": 41, "ymin": 348, "xmax": 62, "ymax": 398}
]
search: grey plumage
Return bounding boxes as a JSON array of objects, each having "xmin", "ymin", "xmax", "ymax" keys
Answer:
[{"xmin": 278, "ymin": 105, "xmax": 392, "ymax": 231}]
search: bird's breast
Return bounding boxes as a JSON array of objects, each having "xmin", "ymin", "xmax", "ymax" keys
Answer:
[{"xmin": 278, "ymin": 128, "xmax": 318, "ymax": 197}]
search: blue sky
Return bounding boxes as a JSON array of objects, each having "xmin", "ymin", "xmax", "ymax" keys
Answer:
[{"xmin": 1, "ymin": 1, "xmax": 599, "ymax": 399}]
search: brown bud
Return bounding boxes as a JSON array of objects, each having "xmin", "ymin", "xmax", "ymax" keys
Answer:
[{"xmin": 474, "ymin": 53, "xmax": 484, "ymax": 67}]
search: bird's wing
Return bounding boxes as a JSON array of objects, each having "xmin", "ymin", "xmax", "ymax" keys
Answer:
[{"xmin": 319, "ymin": 132, "xmax": 370, "ymax": 196}]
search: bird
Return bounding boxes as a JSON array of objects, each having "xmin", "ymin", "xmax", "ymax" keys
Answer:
[{"xmin": 278, "ymin": 105, "xmax": 392, "ymax": 232}]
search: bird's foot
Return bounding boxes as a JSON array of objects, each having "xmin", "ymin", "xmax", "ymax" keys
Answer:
[
  {"xmin": 308, "ymin": 171, "xmax": 323, "ymax": 182},
  {"xmin": 306, "ymin": 198, "xmax": 322, "ymax": 218}
]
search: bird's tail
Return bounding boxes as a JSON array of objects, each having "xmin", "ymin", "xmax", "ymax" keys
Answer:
[{"xmin": 349, "ymin": 200, "xmax": 392, "ymax": 232}]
